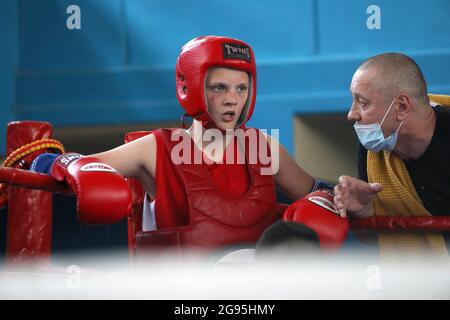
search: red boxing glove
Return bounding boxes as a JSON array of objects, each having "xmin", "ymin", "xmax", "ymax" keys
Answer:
[
  {"xmin": 283, "ymin": 189, "xmax": 349, "ymax": 251},
  {"xmin": 51, "ymin": 153, "xmax": 131, "ymax": 224}
]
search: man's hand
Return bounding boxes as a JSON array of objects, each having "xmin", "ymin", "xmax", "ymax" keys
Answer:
[{"xmin": 333, "ymin": 175, "xmax": 383, "ymax": 218}]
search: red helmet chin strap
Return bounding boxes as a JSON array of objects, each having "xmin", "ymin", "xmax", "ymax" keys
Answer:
[{"xmin": 180, "ymin": 112, "xmax": 215, "ymax": 130}]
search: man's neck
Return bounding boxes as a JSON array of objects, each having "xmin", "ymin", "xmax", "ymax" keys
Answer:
[{"xmin": 394, "ymin": 105, "xmax": 436, "ymax": 161}]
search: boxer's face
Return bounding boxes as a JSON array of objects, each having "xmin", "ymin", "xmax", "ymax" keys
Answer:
[
  {"xmin": 205, "ymin": 67, "xmax": 249, "ymax": 130},
  {"xmin": 348, "ymin": 68, "xmax": 399, "ymax": 136}
]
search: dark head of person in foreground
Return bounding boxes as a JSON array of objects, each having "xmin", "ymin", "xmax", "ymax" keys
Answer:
[{"xmin": 255, "ymin": 220, "xmax": 321, "ymax": 262}]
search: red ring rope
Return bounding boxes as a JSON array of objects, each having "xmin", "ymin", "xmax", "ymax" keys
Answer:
[
  {"xmin": 350, "ymin": 215, "xmax": 450, "ymax": 232},
  {"xmin": 0, "ymin": 167, "xmax": 68, "ymax": 193}
]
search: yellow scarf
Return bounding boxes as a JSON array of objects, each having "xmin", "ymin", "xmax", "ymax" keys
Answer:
[{"xmin": 367, "ymin": 94, "xmax": 449, "ymax": 259}]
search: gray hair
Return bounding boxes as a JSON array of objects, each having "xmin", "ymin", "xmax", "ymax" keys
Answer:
[{"xmin": 359, "ymin": 52, "xmax": 429, "ymax": 104}]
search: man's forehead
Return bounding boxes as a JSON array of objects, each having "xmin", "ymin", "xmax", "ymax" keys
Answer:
[{"xmin": 350, "ymin": 68, "xmax": 376, "ymax": 92}]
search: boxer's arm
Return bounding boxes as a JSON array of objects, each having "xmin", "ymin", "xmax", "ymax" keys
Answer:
[
  {"xmin": 261, "ymin": 133, "xmax": 314, "ymax": 201},
  {"xmin": 90, "ymin": 133, "xmax": 156, "ymax": 193},
  {"xmin": 275, "ymin": 144, "xmax": 314, "ymax": 200},
  {"xmin": 31, "ymin": 133, "xmax": 156, "ymax": 194}
]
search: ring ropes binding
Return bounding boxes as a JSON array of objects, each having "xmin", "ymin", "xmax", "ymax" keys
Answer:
[{"xmin": 0, "ymin": 138, "xmax": 65, "ymax": 209}]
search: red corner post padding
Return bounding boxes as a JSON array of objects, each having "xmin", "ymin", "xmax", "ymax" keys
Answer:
[{"xmin": 5, "ymin": 121, "xmax": 53, "ymax": 265}]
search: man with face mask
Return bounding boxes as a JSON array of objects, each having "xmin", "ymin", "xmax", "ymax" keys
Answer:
[
  {"xmin": 352, "ymin": 96, "xmax": 403, "ymax": 153},
  {"xmin": 334, "ymin": 53, "xmax": 450, "ymax": 257}
]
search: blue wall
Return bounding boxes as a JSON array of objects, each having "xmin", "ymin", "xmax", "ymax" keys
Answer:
[
  {"xmin": 1, "ymin": 0, "xmax": 450, "ymax": 154},
  {"xmin": 0, "ymin": 0, "xmax": 17, "ymax": 154}
]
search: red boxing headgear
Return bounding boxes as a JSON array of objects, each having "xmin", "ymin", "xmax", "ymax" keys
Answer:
[{"xmin": 176, "ymin": 35, "xmax": 257, "ymax": 128}]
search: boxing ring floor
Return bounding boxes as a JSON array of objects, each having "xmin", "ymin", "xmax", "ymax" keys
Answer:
[{"xmin": 0, "ymin": 248, "xmax": 449, "ymax": 299}]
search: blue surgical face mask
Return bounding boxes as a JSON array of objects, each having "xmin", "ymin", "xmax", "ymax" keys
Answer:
[{"xmin": 353, "ymin": 97, "xmax": 403, "ymax": 153}]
